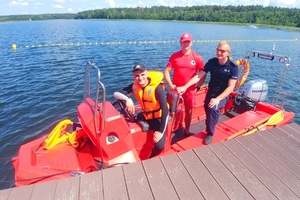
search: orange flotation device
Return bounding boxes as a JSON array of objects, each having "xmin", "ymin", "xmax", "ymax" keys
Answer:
[{"xmin": 235, "ymin": 59, "xmax": 250, "ymax": 88}]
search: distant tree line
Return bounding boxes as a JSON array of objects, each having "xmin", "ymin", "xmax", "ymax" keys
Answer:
[
  {"xmin": 0, "ymin": 13, "xmax": 75, "ymax": 22},
  {"xmin": 1, "ymin": 5, "xmax": 299, "ymax": 28},
  {"xmin": 75, "ymin": 5, "xmax": 300, "ymax": 27}
]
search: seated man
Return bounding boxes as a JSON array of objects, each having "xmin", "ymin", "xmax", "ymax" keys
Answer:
[{"xmin": 114, "ymin": 64, "xmax": 169, "ymax": 157}]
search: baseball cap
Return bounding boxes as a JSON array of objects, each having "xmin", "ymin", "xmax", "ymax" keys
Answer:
[
  {"xmin": 132, "ymin": 64, "xmax": 147, "ymax": 72},
  {"xmin": 180, "ymin": 33, "xmax": 192, "ymax": 42}
]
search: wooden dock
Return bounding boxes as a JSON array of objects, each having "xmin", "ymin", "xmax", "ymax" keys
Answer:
[{"xmin": 1, "ymin": 123, "xmax": 299, "ymax": 200}]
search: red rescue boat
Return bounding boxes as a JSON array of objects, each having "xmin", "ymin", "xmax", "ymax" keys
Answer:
[{"xmin": 12, "ymin": 50, "xmax": 295, "ymax": 186}]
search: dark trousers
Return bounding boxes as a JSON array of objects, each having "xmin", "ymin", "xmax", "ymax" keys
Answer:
[{"xmin": 204, "ymin": 93, "xmax": 228, "ymax": 136}]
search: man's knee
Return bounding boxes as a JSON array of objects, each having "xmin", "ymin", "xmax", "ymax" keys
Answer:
[
  {"xmin": 185, "ymin": 106, "xmax": 193, "ymax": 114},
  {"xmin": 155, "ymin": 133, "xmax": 166, "ymax": 150}
]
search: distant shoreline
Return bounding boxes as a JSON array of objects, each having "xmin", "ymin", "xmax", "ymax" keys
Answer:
[
  {"xmin": 1, "ymin": 18, "xmax": 299, "ymax": 33},
  {"xmin": 0, "ymin": 16, "xmax": 300, "ymax": 32}
]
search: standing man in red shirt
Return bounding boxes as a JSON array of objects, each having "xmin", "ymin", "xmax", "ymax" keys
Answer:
[{"xmin": 164, "ymin": 33, "xmax": 205, "ymax": 136}]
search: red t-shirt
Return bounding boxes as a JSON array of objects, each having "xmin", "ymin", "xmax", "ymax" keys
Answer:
[{"xmin": 167, "ymin": 50, "xmax": 204, "ymax": 90}]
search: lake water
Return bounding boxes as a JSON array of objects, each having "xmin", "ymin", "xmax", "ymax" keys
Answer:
[{"xmin": 0, "ymin": 19, "xmax": 299, "ymax": 190}]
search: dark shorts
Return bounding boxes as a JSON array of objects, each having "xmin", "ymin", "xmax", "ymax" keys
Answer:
[
  {"xmin": 167, "ymin": 90, "xmax": 195, "ymax": 112},
  {"xmin": 135, "ymin": 112, "xmax": 162, "ymax": 132},
  {"xmin": 135, "ymin": 112, "xmax": 167, "ymax": 155}
]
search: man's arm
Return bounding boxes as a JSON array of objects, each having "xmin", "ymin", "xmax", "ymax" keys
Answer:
[
  {"xmin": 164, "ymin": 66, "xmax": 176, "ymax": 90},
  {"xmin": 177, "ymin": 71, "xmax": 207, "ymax": 94},
  {"xmin": 115, "ymin": 83, "xmax": 136, "ymax": 115},
  {"xmin": 196, "ymin": 74, "xmax": 207, "ymax": 90},
  {"xmin": 217, "ymin": 79, "xmax": 236, "ymax": 100},
  {"xmin": 208, "ymin": 79, "xmax": 237, "ymax": 108},
  {"xmin": 155, "ymin": 85, "xmax": 169, "ymax": 133}
]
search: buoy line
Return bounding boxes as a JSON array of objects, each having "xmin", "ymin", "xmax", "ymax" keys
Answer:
[{"xmin": 11, "ymin": 38, "xmax": 298, "ymax": 50}]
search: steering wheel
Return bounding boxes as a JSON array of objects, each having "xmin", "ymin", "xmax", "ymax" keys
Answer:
[
  {"xmin": 119, "ymin": 100, "xmax": 136, "ymax": 122},
  {"xmin": 113, "ymin": 92, "xmax": 135, "ymax": 122}
]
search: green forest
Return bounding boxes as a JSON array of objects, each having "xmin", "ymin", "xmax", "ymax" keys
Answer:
[
  {"xmin": 0, "ymin": 13, "xmax": 75, "ymax": 22},
  {"xmin": 1, "ymin": 5, "xmax": 300, "ymax": 28}
]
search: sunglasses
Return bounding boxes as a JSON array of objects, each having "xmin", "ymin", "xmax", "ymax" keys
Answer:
[{"xmin": 216, "ymin": 48, "xmax": 229, "ymax": 53}]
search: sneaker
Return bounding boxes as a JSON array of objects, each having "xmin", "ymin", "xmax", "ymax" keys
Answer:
[{"xmin": 204, "ymin": 134, "xmax": 213, "ymax": 145}]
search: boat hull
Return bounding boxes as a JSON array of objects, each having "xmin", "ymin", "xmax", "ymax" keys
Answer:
[{"xmin": 12, "ymin": 88, "xmax": 295, "ymax": 186}]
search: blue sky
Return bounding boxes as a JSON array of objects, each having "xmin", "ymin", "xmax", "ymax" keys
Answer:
[{"xmin": 1, "ymin": 0, "xmax": 299, "ymax": 16}]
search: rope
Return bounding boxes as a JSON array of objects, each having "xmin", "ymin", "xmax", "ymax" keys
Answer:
[{"xmin": 11, "ymin": 38, "xmax": 298, "ymax": 50}]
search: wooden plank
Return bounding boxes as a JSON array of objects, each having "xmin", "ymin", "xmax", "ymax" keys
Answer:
[
  {"xmin": 123, "ymin": 162, "xmax": 153, "ymax": 200},
  {"xmin": 177, "ymin": 149, "xmax": 229, "ymax": 200},
  {"xmin": 285, "ymin": 123, "xmax": 300, "ymax": 136},
  {"xmin": 102, "ymin": 166, "xmax": 128, "ymax": 200},
  {"xmin": 160, "ymin": 153, "xmax": 204, "ymax": 200},
  {"xmin": 239, "ymin": 133, "xmax": 300, "ymax": 197},
  {"xmin": 8, "ymin": 185, "xmax": 33, "ymax": 200},
  {"xmin": 3, "ymin": 123, "xmax": 300, "ymax": 200},
  {"xmin": 250, "ymin": 130, "xmax": 300, "ymax": 178},
  {"xmin": 194, "ymin": 146, "xmax": 253, "ymax": 199},
  {"xmin": 54, "ymin": 176, "xmax": 80, "ymax": 200},
  {"xmin": 272, "ymin": 125, "xmax": 300, "ymax": 151},
  {"xmin": 278, "ymin": 123, "xmax": 300, "ymax": 142},
  {"xmin": 225, "ymin": 137, "xmax": 299, "ymax": 199},
  {"xmin": 261, "ymin": 126, "xmax": 300, "ymax": 164},
  {"xmin": 142, "ymin": 157, "xmax": 179, "ymax": 200},
  {"xmin": 210, "ymin": 142, "xmax": 277, "ymax": 199},
  {"xmin": 31, "ymin": 180, "xmax": 57, "ymax": 200},
  {"xmin": 79, "ymin": 171, "xmax": 103, "ymax": 200},
  {"xmin": 0, "ymin": 188, "xmax": 11, "ymax": 200}
]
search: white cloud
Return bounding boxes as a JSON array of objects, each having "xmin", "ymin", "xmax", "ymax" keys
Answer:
[
  {"xmin": 52, "ymin": 4, "xmax": 64, "ymax": 8},
  {"xmin": 35, "ymin": 2, "xmax": 44, "ymax": 6},
  {"xmin": 68, "ymin": 7, "xmax": 74, "ymax": 11},
  {"xmin": 54, "ymin": 0, "xmax": 67, "ymax": 3},
  {"xmin": 10, "ymin": 0, "xmax": 29, "ymax": 7},
  {"xmin": 213, "ymin": 0, "xmax": 298, "ymax": 7},
  {"xmin": 156, "ymin": 0, "xmax": 169, "ymax": 6},
  {"xmin": 21, "ymin": 2, "xmax": 29, "ymax": 6},
  {"xmin": 138, "ymin": 1, "xmax": 144, "ymax": 6},
  {"xmin": 105, "ymin": 0, "xmax": 116, "ymax": 8},
  {"xmin": 155, "ymin": 0, "xmax": 201, "ymax": 7},
  {"xmin": 269, "ymin": 0, "xmax": 299, "ymax": 7}
]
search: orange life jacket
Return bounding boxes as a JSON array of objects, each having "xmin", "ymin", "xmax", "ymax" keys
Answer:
[{"xmin": 132, "ymin": 71, "xmax": 165, "ymax": 120}]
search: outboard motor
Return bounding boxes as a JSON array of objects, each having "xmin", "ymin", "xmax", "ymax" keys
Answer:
[{"xmin": 234, "ymin": 79, "xmax": 268, "ymax": 113}]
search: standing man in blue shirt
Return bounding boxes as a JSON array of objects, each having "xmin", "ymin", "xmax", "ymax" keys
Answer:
[{"xmin": 176, "ymin": 41, "xmax": 238, "ymax": 144}]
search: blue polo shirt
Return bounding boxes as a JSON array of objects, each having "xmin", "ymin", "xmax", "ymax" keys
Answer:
[{"xmin": 204, "ymin": 57, "xmax": 238, "ymax": 97}]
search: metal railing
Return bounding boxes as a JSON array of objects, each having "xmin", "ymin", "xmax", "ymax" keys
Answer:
[
  {"xmin": 244, "ymin": 49, "xmax": 291, "ymax": 109},
  {"xmin": 83, "ymin": 61, "xmax": 106, "ymax": 136}
]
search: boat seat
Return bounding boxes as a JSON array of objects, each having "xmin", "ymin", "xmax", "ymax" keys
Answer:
[
  {"xmin": 171, "ymin": 110, "xmax": 272, "ymax": 152},
  {"xmin": 218, "ymin": 110, "xmax": 271, "ymax": 136}
]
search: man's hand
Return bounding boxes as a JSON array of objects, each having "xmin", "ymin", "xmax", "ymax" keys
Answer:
[
  {"xmin": 168, "ymin": 83, "xmax": 176, "ymax": 91},
  {"xmin": 176, "ymin": 86, "xmax": 186, "ymax": 95},
  {"xmin": 153, "ymin": 131, "xmax": 163, "ymax": 143},
  {"xmin": 208, "ymin": 98, "xmax": 221, "ymax": 109},
  {"xmin": 126, "ymin": 98, "xmax": 135, "ymax": 115}
]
